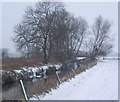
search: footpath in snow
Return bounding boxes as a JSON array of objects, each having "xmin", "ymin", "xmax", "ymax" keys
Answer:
[{"xmin": 30, "ymin": 59, "xmax": 118, "ymax": 100}]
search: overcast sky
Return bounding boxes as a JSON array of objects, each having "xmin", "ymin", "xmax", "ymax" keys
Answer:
[{"xmin": 1, "ymin": 2, "xmax": 118, "ymax": 55}]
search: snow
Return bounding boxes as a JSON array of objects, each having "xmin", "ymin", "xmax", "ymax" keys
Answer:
[
  {"xmin": 74, "ymin": 63, "xmax": 78, "ymax": 69},
  {"xmin": 28, "ymin": 67, "xmax": 39, "ymax": 77},
  {"xmin": 103, "ymin": 57, "xmax": 119, "ymax": 60},
  {"xmin": 41, "ymin": 66, "xmax": 48, "ymax": 70},
  {"xmin": 30, "ymin": 59, "xmax": 118, "ymax": 100},
  {"xmin": 76, "ymin": 57, "xmax": 86, "ymax": 60},
  {"xmin": 26, "ymin": 64, "xmax": 61, "ymax": 77},
  {"xmin": 1, "ymin": 64, "xmax": 62, "ymax": 80},
  {"xmin": 0, "ymin": 70, "xmax": 3, "ymax": 73},
  {"xmin": 54, "ymin": 64, "xmax": 62, "ymax": 70},
  {"xmin": 14, "ymin": 70, "xmax": 22, "ymax": 73}
]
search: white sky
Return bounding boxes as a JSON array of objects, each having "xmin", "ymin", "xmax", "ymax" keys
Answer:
[{"xmin": 0, "ymin": 1, "xmax": 118, "ymax": 55}]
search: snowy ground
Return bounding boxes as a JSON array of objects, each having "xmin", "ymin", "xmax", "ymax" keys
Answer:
[{"xmin": 30, "ymin": 59, "xmax": 118, "ymax": 100}]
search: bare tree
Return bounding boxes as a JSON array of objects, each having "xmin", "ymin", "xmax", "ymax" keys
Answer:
[
  {"xmin": 82, "ymin": 38, "xmax": 94, "ymax": 56},
  {"xmin": 68, "ymin": 17, "xmax": 88, "ymax": 59},
  {"xmin": 14, "ymin": 2, "xmax": 111, "ymax": 64},
  {"xmin": 91, "ymin": 15, "xmax": 112, "ymax": 58},
  {"xmin": 14, "ymin": 2, "xmax": 64, "ymax": 63},
  {"xmin": 50, "ymin": 9, "xmax": 70, "ymax": 62},
  {"xmin": 14, "ymin": 2, "xmax": 88, "ymax": 63},
  {"xmin": 50, "ymin": 13, "xmax": 88, "ymax": 61}
]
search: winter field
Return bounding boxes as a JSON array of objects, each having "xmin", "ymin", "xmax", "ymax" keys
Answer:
[{"xmin": 30, "ymin": 59, "xmax": 118, "ymax": 100}]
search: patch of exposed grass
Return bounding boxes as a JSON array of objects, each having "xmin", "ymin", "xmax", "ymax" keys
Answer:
[
  {"xmin": 28, "ymin": 76, "xmax": 58, "ymax": 98},
  {"xmin": 2, "ymin": 58, "xmax": 43, "ymax": 71},
  {"xmin": 2, "ymin": 57, "xmax": 59, "ymax": 71}
]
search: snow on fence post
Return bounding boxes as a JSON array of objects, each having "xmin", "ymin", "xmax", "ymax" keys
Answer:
[
  {"xmin": 20, "ymin": 80, "xmax": 28, "ymax": 101},
  {"xmin": 56, "ymin": 71, "xmax": 61, "ymax": 84},
  {"xmin": 72, "ymin": 68, "xmax": 76, "ymax": 75}
]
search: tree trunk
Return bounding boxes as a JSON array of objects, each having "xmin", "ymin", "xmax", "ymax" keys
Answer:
[{"xmin": 43, "ymin": 37, "xmax": 48, "ymax": 64}]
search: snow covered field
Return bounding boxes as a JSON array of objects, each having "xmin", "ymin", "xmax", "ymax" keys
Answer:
[{"xmin": 30, "ymin": 59, "xmax": 118, "ymax": 100}]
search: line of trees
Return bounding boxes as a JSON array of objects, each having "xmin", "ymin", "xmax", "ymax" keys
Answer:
[
  {"xmin": 1, "ymin": 48, "xmax": 9, "ymax": 58},
  {"xmin": 13, "ymin": 2, "xmax": 112, "ymax": 63}
]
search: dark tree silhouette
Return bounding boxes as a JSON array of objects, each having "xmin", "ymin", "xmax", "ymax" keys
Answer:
[{"xmin": 91, "ymin": 15, "xmax": 112, "ymax": 58}]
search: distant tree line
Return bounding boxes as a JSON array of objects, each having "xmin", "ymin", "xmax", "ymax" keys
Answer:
[
  {"xmin": 13, "ymin": 2, "xmax": 112, "ymax": 63},
  {"xmin": 1, "ymin": 48, "xmax": 9, "ymax": 58}
]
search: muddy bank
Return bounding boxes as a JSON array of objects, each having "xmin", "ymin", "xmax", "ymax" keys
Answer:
[
  {"xmin": 1, "ymin": 57, "xmax": 96, "ymax": 85},
  {"xmin": 2, "ymin": 58, "xmax": 97, "ymax": 100}
]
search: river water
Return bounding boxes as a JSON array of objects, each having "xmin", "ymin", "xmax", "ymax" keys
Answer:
[{"xmin": 2, "ymin": 71, "xmax": 73, "ymax": 100}]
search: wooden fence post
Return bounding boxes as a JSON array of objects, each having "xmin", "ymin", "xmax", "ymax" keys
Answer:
[
  {"xmin": 72, "ymin": 68, "xmax": 76, "ymax": 75},
  {"xmin": 56, "ymin": 71, "xmax": 61, "ymax": 84},
  {"xmin": 20, "ymin": 80, "xmax": 28, "ymax": 101}
]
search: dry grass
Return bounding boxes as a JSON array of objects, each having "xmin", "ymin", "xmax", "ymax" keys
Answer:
[
  {"xmin": 60, "ymin": 61, "xmax": 97, "ymax": 82},
  {"xmin": 28, "ymin": 77, "xmax": 58, "ymax": 98},
  {"xmin": 75, "ymin": 62, "xmax": 97, "ymax": 74},
  {"xmin": 60, "ymin": 71, "xmax": 74, "ymax": 82},
  {"xmin": 2, "ymin": 57, "xmax": 59, "ymax": 71},
  {"xmin": 2, "ymin": 58, "xmax": 43, "ymax": 71}
]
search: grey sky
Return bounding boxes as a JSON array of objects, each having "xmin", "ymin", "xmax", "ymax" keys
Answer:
[{"xmin": 1, "ymin": 2, "xmax": 118, "ymax": 54}]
